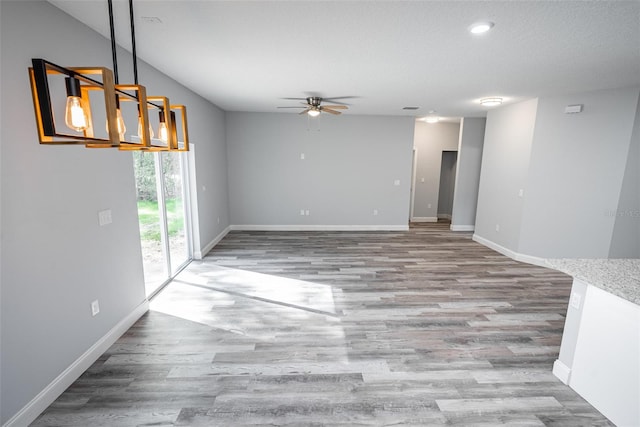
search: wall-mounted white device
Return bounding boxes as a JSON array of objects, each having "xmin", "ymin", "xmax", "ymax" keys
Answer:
[{"xmin": 564, "ymin": 104, "xmax": 583, "ymax": 114}]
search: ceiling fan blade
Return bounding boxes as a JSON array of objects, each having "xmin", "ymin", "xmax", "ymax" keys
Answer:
[
  {"xmin": 298, "ymin": 108, "xmax": 311, "ymax": 115},
  {"xmin": 322, "ymin": 105, "xmax": 348, "ymax": 109},
  {"xmin": 277, "ymin": 106, "xmax": 306, "ymax": 109},
  {"xmin": 281, "ymin": 97, "xmax": 308, "ymax": 100},
  {"xmin": 321, "ymin": 107, "xmax": 341, "ymax": 115},
  {"xmin": 321, "ymin": 96, "xmax": 358, "ymax": 105}
]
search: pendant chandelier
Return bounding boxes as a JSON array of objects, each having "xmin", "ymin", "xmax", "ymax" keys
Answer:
[{"xmin": 28, "ymin": 0, "xmax": 189, "ymax": 151}]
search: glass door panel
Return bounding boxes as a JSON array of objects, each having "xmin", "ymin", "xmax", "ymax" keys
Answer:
[
  {"xmin": 133, "ymin": 151, "xmax": 167, "ymax": 296},
  {"xmin": 162, "ymin": 152, "xmax": 190, "ymax": 275},
  {"xmin": 133, "ymin": 150, "xmax": 191, "ymax": 298}
]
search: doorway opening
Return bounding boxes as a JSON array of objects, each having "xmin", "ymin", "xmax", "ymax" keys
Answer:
[{"xmin": 437, "ymin": 150, "xmax": 457, "ymax": 221}]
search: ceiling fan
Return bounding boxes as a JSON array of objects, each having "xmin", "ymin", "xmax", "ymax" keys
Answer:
[{"xmin": 278, "ymin": 96, "xmax": 351, "ymax": 117}]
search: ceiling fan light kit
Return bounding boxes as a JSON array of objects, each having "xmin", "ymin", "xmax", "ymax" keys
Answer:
[{"xmin": 28, "ymin": 0, "xmax": 189, "ymax": 151}]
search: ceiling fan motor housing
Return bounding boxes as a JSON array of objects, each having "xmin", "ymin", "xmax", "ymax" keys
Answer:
[{"xmin": 307, "ymin": 97, "xmax": 322, "ymax": 107}]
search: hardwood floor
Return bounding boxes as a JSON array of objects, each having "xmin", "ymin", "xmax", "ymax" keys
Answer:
[{"xmin": 32, "ymin": 223, "xmax": 613, "ymax": 426}]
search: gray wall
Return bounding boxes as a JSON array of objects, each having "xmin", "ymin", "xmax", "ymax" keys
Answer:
[
  {"xmin": 412, "ymin": 122, "xmax": 460, "ymax": 220},
  {"xmin": 226, "ymin": 112, "xmax": 415, "ymax": 228},
  {"xmin": 475, "ymin": 99, "xmax": 538, "ymax": 250},
  {"xmin": 451, "ymin": 117, "xmax": 486, "ymax": 230},
  {"xmin": 0, "ymin": 1, "xmax": 228, "ymax": 422},
  {"xmin": 519, "ymin": 87, "xmax": 640, "ymax": 258},
  {"xmin": 609, "ymin": 93, "xmax": 640, "ymax": 258},
  {"xmin": 437, "ymin": 151, "xmax": 457, "ymax": 218}
]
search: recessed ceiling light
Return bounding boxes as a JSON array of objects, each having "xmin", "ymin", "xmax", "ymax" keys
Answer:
[
  {"xmin": 425, "ymin": 116, "xmax": 440, "ymax": 124},
  {"xmin": 480, "ymin": 97, "xmax": 503, "ymax": 107},
  {"xmin": 469, "ymin": 21, "xmax": 494, "ymax": 34}
]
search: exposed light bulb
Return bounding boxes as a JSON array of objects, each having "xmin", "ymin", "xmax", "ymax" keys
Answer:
[
  {"xmin": 158, "ymin": 111, "xmax": 169, "ymax": 143},
  {"xmin": 106, "ymin": 107, "xmax": 127, "ymax": 140},
  {"xmin": 307, "ymin": 109, "xmax": 320, "ymax": 117},
  {"xmin": 64, "ymin": 77, "xmax": 90, "ymax": 132},
  {"xmin": 137, "ymin": 115, "xmax": 154, "ymax": 140}
]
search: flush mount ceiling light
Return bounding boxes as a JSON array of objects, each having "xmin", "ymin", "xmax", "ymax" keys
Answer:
[
  {"xmin": 480, "ymin": 97, "xmax": 503, "ymax": 107},
  {"xmin": 420, "ymin": 110, "xmax": 439, "ymax": 124},
  {"xmin": 469, "ymin": 21, "xmax": 495, "ymax": 34},
  {"xmin": 28, "ymin": 0, "xmax": 189, "ymax": 151}
]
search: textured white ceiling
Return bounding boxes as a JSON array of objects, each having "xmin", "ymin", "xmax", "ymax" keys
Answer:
[{"xmin": 49, "ymin": 0, "xmax": 640, "ymax": 118}]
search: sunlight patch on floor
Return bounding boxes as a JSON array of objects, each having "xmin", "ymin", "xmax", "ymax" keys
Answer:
[{"xmin": 150, "ymin": 264, "xmax": 347, "ymax": 348}]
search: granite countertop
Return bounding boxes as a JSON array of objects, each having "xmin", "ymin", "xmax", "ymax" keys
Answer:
[{"xmin": 546, "ymin": 259, "xmax": 640, "ymax": 306}]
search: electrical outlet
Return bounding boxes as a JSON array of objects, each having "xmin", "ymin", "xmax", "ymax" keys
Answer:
[
  {"xmin": 98, "ymin": 209, "xmax": 112, "ymax": 226},
  {"xmin": 427, "ymin": 203, "xmax": 432, "ymax": 209},
  {"xmin": 420, "ymin": 177, "xmax": 425, "ymax": 183},
  {"xmin": 570, "ymin": 292, "xmax": 582, "ymax": 309},
  {"xmin": 373, "ymin": 209, "xmax": 378, "ymax": 216},
  {"xmin": 305, "ymin": 210, "xmax": 310, "ymax": 216},
  {"xmin": 300, "ymin": 153, "xmax": 305, "ymax": 160},
  {"xmin": 217, "ymin": 217, "xmax": 220, "ymax": 224},
  {"xmin": 394, "ymin": 179, "xmax": 400, "ymax": 186},
  {"xmin": 518, "ymin": 189, "xmax": 524, "ymax": 197},
  {"xmin": 495, "ymin": 224, "xmax": 500, "ymax": 232},
  {"xmin": 300, "ymin": 209, "xmax": 305, "ymax": 216},
  {"xmin": 91, "ymin": 300, "xmax": 100, "ymax": 316}
]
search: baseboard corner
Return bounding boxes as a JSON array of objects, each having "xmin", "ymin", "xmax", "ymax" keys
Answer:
[
  {"xmin": 553, "ymin": 359, "xmax": 571, "ymax": 384},
  {"xmin": 196, "ymin": 225, "xmax": 231, "ymax": 259}
]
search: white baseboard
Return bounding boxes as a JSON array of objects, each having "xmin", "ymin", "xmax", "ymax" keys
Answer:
[
  {"xmin": 553, "ymin": 359, "xmax": 571, "ymax": 384},
  {"xmin": 437, "ymin": 214, "xmax": 452, "ymax": 220},
  {"xmin": 194, "ymin": 225, "xmax": 231, "ymax": 259},
  {"xmin": 3, "ymin": 300, "xmax": 149, "ymax": 427},
  {"xmin": 230, "ymin": 224, "xmax": 409, "ymax": 232},
  {"xmin": 410, "ymin": 217, "xmax": 438, "ymax": 223},
  {"xmin": 472, "ymin": 234, "xmax": 547, "ymax": 267},
  {"xmin": 450, "ymin": 224, "xmax": 475, "ymax": 232}
]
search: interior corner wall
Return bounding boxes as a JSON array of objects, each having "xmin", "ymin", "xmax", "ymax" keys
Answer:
[
  {"xmin": 0, "ymin": 1, "xmax": 229, "ymax": 423},
  {"xmin": 451, "ymin": 117, "xmax": 486, "ymax": 229},
  {"xmin": 139, "ymin": 69, "xmax": 229, "ymax": 256},
  {"xmin": 518, "ymin": 87, "xmax": 640, "ymax": 258},
  {"xmin": 609, "ymin": 92, "xmax": 640, "ymax": 258},
  {"xmin": 474, "ymin": 99, "xmax": 538, "ymax": 251},
  {"xmin": 412, "ymin": 122, "xmax": 460, "ymax": 220},
  {"xmin": 88, "ymin": 10, "xmax": 230, "ymax": 258},
  {"xmin": 226, "ymin": 112, "xmax": 415, "ymax": 228}
]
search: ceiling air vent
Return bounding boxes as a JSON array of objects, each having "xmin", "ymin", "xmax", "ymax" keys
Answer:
[
  {"xmin": 141, "ymin": 16, "xmax": 163, "ymax": 24},
  {"xmin": 402, "ymin": 107, "xmax": 420, "ymax": 110}
]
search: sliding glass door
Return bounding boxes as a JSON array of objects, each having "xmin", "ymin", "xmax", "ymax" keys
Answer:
[{"xmin": 134, "ymin": 151, "xmax": 191, "ymax": 297}]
